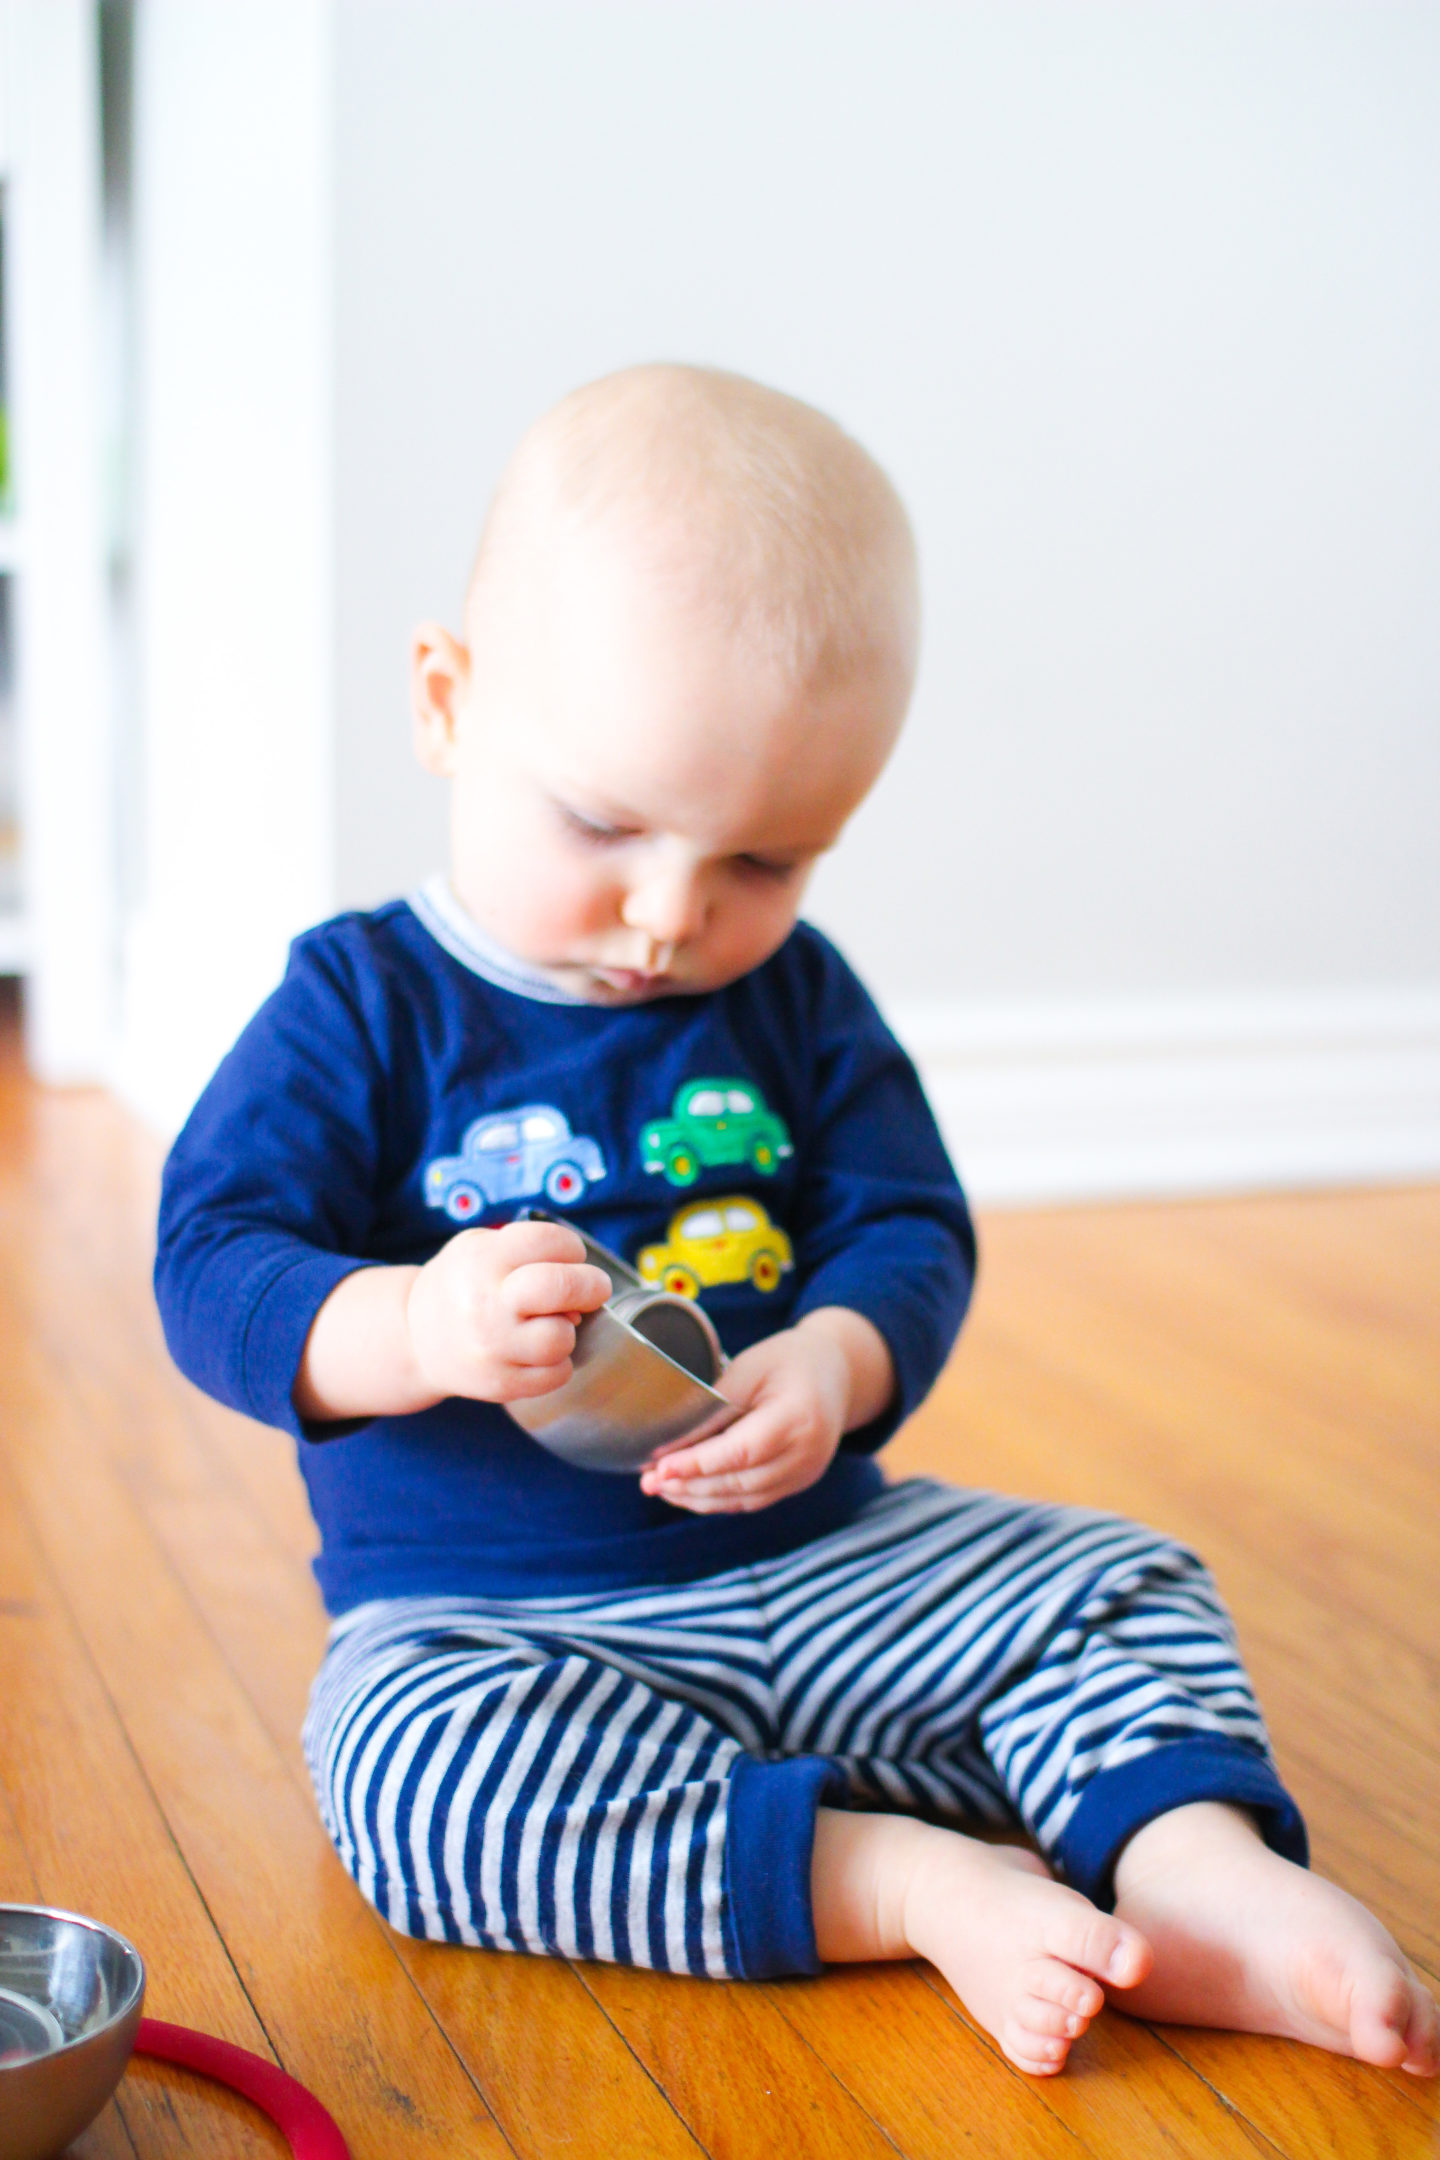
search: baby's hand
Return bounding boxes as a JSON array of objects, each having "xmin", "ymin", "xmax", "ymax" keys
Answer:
[
  {"xmin": 638, "ymin": 1319, "xmax": 858, "ymax": 1514},
  {"xmin": 405, "ymin": 1218, "xmax": 611, "ymax": 1404}
]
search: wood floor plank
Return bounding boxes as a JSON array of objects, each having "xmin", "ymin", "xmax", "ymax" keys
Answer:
[
  {"xmin": 762, "ymin": 1963, "xmax": 1095, "ymax": 2158},
  {"xmin": 1154, "ymin": 2027, "xmax": 1440, "ymax": 2159},
  {"xmin": 1054, "ymin": 1223, "xmax": 1439, "ymax": 1512},
  {"xmin": 0, "ymin": 1763, "xmax": 37, "ymax": 1899},
  {"xmin": 955, "ymin": 1198, "xmax": 1438, "ymax": 1488},
  {"xmin": 180, "ymin": 1406, "xmax": 324, "ymax": 1578},
  {"xmin": 920, "ymin": 1972, "xmax": 1285, "ymax": 2160},
  {"xmin": 1050, "ymin": 1201, "xmax": 1434, "ymax": 1479},
  {"xmin": 54, "ymin": 1099, "xmax": 329, "ymax": 1578},
  {"xmin": 64, "ymin": 2100, "xmax": 144, "ymax": 2156},
  {"xmin": 1171, "ymin": 1211, "xmax": 1437, "ymax": 1438},
  {"xmin": 965, "ymin": 1303, "xmax": 1437, "ymax": 1639},
  {"xmin": 1245, "ymin": 1644, "xmax": 1439, "ymax": 1981},
  {"xmin": 1029, "ymin": 1198, "xmax": 1439, "ymax": 1445},
  {"xmin": 17, "ymin": 1105, "xmax": 324, "ymax": 1584},
  {"xmin": 892, "ymin": 1352, "xmax": 1440, "ymax": 1980},
  {"xmin": 897, "ymin": 1338, "xmax": 1440, "ymax": 1748},
  {"xmin": 0, "ymin": 1777, "xmax": 137, "ymax": 2157},
  {"xmin": 397, "ymin": 1939, "xmax": 709, "ymax": 2160},
  {"xmin": 576, "ymin": 1960, "xmax": 907, "ymax": 2158},
  {"xmin": 2, "ymin": 1079, "xmax": 921, "ymax": 2156},
  {"xmin": 0, "ymin": 1466, "xmax": 282, "ymax": 2157},
  {"xmin": 38, "ymin": 1295, "xmax": 330, "ymax": 1786},
  {"xmin": 114, "ymin": 2061, "xmax": 288, "ymax": 2160},
  {"xmin": 886, "ymin": 1195, "xmax": 1440, "ymax": 2160},
  {"xmin": 1240, "ymin": 1604, "xmax": 1440, "ymax": 1807},
  {"xmin": 12, "ymin": 1271, "xmax": 326, "ymax": 1795},
  {"xmin": 2, "ymin": 1016, "xmax": 1435, "ymax": 2157},
  {"xmin": 0, "ymin": 1321, "xmax": 513, "ymax": 2160},
  {"xmin": 1251, "ymin": 1638, "xmax": 1438, "ymax": 1919},
  {"xmin": 1191, "ymin": 1190, "xmax": 1439, "ymax": 1341},
  {"xmin": 0, "ymin": 1211, "xmax": 718, "ymax": 2159}
]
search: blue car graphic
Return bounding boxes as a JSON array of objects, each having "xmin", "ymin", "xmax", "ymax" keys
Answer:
[{"xmin": 424, "ymin": 1104, "xmax": 606, "ymax": 1223}]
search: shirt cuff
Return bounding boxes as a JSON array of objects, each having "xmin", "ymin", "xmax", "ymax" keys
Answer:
[{"xmin": 239, "ymin": 1249, "xmax": 379, "ymax": 1440}]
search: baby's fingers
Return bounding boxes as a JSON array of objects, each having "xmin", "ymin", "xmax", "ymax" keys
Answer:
[
  {"xmin": 508, "ymin": 1313, "xmax": 580, "ymax": 1367},
  {"xmin": 501, "ymin": 1353, "xmax": 575, "ymax": 1399},
  {"xmin": 642, "ymin": 1417, "xmax": 795, "ymax": 1510},
  {"xmin": 646, "ymin": 1409, "xmax": 778, "ymax": 1485},
  {"xmin": 646, "ymin": 1465, "xmax": 792, "ymax": 1513},
  {"xmin": 506, "ymin": 1260, "xmax": 611, "ymax": 1321}
]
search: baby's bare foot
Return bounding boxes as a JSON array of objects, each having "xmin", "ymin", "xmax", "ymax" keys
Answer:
[
  {"xmin": 1113, "ymin": 1802, "xmax": 1440, "ymax": 2076},
  {"xmin": 900, "ymin": 1833, "xmax": 1152, "ymax": 2075}
]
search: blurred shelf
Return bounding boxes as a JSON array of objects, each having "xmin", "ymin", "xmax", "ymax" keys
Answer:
[{"xmin": 0, "ymin": 907, "xmax": 31, "ymax": 974}]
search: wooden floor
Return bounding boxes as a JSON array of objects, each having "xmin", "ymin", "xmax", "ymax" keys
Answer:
[{"xmin": 1, "ymin": 986, "xmax": 1437, "ymax": 2159}]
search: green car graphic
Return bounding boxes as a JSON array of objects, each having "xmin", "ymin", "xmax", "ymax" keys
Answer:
[{"xmin": 641, "ymin": 1078, "xmax": 794, "ymax": 1187}]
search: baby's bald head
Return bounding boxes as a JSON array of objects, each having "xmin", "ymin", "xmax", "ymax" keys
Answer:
[
  {"xmin": 414, "ymin": 369, "xmax": 921, "ymax": 998},
  {"xmin": 465, "ymin": 364, "xmax": 918, "ymax": 716}
]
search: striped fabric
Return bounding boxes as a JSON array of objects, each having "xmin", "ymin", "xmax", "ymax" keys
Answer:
[{"xmin": 303, "ymin": 1478, "xmax": 1279, "ymax": 1978}]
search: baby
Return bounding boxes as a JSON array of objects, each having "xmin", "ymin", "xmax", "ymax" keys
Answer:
[{"xmin": 156, "ymin": 364, "xmax": 1437, "ymax": 2079}]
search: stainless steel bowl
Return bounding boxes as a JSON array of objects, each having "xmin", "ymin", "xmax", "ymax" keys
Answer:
[
  {"xmin": 0, "ymin": 1906, "xmax": 145, "ymax": 2160},
  {"xmin": 509, "ymin": 1214, "xmax": 737, "ymax": 1472}
]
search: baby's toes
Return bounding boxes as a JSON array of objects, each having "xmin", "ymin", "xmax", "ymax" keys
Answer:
[
  {"xmin": 1401, "ymin": 1981, "xmax": 1440, "ymax": 2076},
  {"xmin": 1014, "ymin": 1993, "xmax": 1087, "ymax": 2042},
  {"xmin": 1004, "ymin": 1960, "xmax": 1104, "ymax": 2075},
  {"xmin": 1002, "ymin": 2022, "xmax": 1072, "ymax": 2077},
  {"xmin": 1020, "ymin": 1955, "xmax": 1105, "ymax": 2024},
  {"xmin": 1347, "ymin": 1960, "xmax": 1426, "ymax": 2070},
  {"xmin": 1041, "ymin": 1891, "xmax": 1151, "ymax": 1990},
  {"xmin": 1378, "ymin": 1969, "xmax": 1440, "ymax": 2077}
]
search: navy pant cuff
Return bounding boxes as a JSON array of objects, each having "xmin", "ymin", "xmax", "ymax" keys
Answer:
[
  {"xmin": 1055, "ymin": 1737, "xmax": 1309, "ymax": 1909},
  {"xmin": 722, "ymin": 1753, "xmax": 849, "ymax": 1977}
]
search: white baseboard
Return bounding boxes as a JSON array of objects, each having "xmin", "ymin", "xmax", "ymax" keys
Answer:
[{"xmin": 884, "ymin": 988, "xmax": 1440, "ymax": 1208}]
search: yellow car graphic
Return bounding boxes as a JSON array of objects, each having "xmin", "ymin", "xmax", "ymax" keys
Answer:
[{"xmin": 637, "ymin": 1197, "xmax": 795, "ymax": 1298}]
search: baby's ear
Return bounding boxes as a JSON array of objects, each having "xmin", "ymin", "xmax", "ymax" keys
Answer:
[{"xmin": 412, "ymin": 622, "xmax": 470, "ymax": 774}]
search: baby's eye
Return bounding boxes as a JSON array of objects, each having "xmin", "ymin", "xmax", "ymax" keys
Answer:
[
  {"xmin": 736, "ymin": 854, "xmax": 804, "ymax": 881},
  {"xmin": 559, "ymin": 805, "xmax": 637, "ymax": 846}
]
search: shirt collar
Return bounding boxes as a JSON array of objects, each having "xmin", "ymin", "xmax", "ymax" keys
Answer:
[{"xmin": 406, "ymin": 875, "xmax": 589, "ymax": 1005}]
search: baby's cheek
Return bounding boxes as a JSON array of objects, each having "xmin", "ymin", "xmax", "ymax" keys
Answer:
[
  {"xmin": 708, "ymin": 888, "xmax": 807, "ymax": 981},
  {"xmin": 496, "ymin": 865, "xmax": 618, "ymax": 953},
  {"xmin": 542, "ymin": 873, "xmax": 619, "ymax": 938}
]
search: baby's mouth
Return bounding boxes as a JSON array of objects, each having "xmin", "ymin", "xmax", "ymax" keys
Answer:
[{"xmin": 588, "ymin": 965, "xmax": 673, "ymax": 996}]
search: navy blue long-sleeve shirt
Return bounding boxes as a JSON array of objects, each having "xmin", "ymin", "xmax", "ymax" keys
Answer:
[{"xmin": 155, "ymin": 881, "xmax": 976, "ymax": 1612}]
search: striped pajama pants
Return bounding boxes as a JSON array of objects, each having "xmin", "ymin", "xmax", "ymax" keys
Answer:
[{"xmin": 303, "ymin": 1479, "xmax": 1305, "ymax": 1980}]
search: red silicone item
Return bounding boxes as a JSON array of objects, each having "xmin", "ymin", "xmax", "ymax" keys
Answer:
[{"xmin": 134, "ymin": 2018, "xmax": 352, "ymax": 2159}]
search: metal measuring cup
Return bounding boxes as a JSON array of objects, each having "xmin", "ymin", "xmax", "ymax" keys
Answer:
[{"xmin": 506, "ymin": 1212, "xmax": 736, "ymax": 1473}]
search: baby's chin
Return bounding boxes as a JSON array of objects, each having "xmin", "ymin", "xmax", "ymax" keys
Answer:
[
  {"xmin": 570, "ymin": 964, "xmax": 690, "ymax": 1004},
  {"xmin": 537, "ymin": 942, "xmax": 785, "ymax": 1004},
  {"xmin": 555, "ymin": 958, "xmax": 747, "ymax": 1005}
]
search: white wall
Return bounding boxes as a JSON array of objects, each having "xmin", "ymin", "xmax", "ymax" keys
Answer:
[
  {"xmin": 327, "ymin": 1, "xmax": 1440, "ymax": 1198},
  {"xmin": 332, "ymin": 1, "xmax": 1440, "ymax": 1005},
  {"xmin": 116, "ymin": 2, "xmax": 1440, "ymax": 1192}
]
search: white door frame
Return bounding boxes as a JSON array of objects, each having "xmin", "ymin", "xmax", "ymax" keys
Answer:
[{"xmin": 3, "ymin": 0, "xmax": 114, "ymax": 1081}]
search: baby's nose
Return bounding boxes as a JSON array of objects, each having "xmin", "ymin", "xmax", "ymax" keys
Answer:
[{"xmin": 620, "ymin": 860, "xmax": 708, "ymax": 944}]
